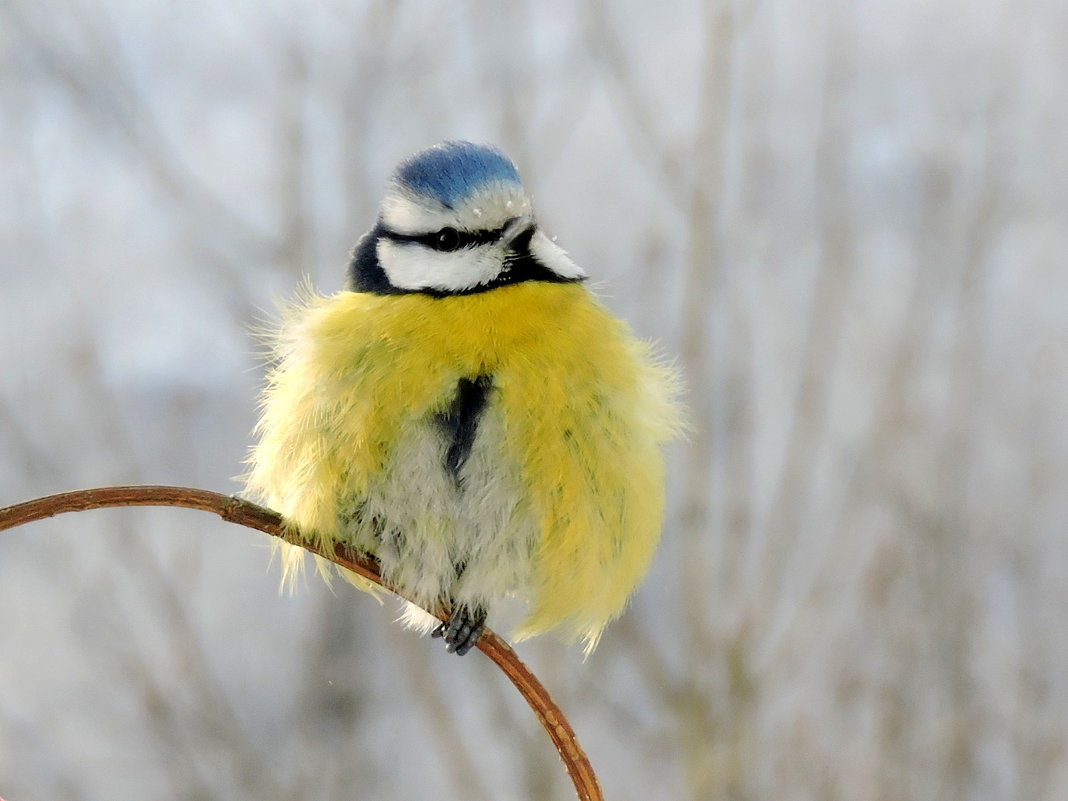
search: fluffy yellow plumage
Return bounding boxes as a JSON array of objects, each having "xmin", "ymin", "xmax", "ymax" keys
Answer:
[
  {"xmin": 246, "ymin": 280, "xmax": 681, "ymax": 650},
  {"xmin": 246, "ymin": 140, "xmax": 682, "ymax": 654}
]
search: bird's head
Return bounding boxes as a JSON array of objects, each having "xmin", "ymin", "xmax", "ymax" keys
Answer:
[{"xmin": 349, "ymin": 141, "xmax": 585, "ymax": 296}]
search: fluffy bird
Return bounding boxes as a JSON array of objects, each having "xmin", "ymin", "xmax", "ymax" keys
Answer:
[{"xmin": 246, "ymin": 141, "xmax": 681, "ymax": 655}]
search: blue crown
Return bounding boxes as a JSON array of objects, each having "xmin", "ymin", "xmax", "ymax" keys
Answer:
[{"xmin": 393, "ymin": 141, "xmax": 522, "ymax": 207}]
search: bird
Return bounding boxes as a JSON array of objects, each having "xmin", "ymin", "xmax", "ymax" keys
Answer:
[{"xmin": 245, "ymin": 141, "xmax": 682, "ymax": 655}]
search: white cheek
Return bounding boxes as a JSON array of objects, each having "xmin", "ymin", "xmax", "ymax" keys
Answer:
[
  {"xmin": 378, "ymin": 240, "xmax": 503, "ymax": 292},
  {"xmin": 530, "ymin": 231, "xmax": 586, "ymax": 280}
]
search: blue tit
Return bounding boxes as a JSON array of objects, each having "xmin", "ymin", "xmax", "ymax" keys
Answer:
[{"xmin": 245, "ymin": 141, "xmax": 682, "ymax": 655}]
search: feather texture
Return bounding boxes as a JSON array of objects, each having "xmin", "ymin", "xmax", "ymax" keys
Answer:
[{"xmin": 245, "ymin": 280, "xmax": 682, "ymax": 651}]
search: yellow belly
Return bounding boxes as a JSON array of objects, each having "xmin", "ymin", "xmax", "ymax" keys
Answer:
[{"xmin": 246, "ymin": 281, "xmax": 682, "ymax": 650}]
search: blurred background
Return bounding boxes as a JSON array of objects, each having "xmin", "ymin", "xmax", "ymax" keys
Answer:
[{"xmin": 1, "ymin": 0, "xmax": 1066, "ymax": 799}]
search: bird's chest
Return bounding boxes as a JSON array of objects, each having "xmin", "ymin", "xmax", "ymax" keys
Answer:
[
  {"xmin": 371, "ymin": 390, "xmax": 509, "ymax": 525},
  {"xmin": 368, "ymin": 375, "xmax": 522, "ymax": 523},
  {"xmin": 349, "ymin": 376, "xmax": 539, "ymax": 607}
]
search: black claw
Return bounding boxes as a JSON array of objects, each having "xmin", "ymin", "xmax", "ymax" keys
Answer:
[
  {"xmin": 435, "ymin": 606, "xmax": 486, "ymax": 655},
  {"xmin": 455, "ymin": 616, "xmax": 486, "ymax": 656}
]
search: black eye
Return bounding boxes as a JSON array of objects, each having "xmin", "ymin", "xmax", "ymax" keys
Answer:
[{"xmin": 435, "ymin": 227, "xmax": 461, "ymax": 252}]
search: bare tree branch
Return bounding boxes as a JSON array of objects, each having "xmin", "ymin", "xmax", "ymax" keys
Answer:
[{"xmin": 0, "ymin": 485, "xmax": 604, "ymax": 801}]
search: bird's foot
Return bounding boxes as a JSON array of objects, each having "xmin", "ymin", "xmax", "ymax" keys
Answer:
[{"xmin": 431, "ymin": 605, "xmax": 486, "ymax": 655}]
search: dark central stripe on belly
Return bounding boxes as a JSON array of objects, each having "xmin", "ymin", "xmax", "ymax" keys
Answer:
[{"xmin": 435, "ymin": 374, "xmax": 493, "ymax": 480}]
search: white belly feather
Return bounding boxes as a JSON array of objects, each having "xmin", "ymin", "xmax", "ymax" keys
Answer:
[{"xmin": 339, "ymin": 400, "xmax": 539, "ymax": 629}]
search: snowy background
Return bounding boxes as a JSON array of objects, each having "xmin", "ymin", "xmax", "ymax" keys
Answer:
[{"xmin": 2, "ymin": 1, "xmax": 1067, "ymax": 799}]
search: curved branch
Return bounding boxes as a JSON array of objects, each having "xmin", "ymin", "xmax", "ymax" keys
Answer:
[{"xmin": 0, "ymin": 485, "xmax": 603, "ymax": 801}]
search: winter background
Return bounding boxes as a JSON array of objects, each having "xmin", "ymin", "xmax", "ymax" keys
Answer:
[{"xmin": 2, "ymin": 1, "xmax": 1067, "ymax": 799}]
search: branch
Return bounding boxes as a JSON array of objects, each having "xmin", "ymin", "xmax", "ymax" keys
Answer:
[{"xmin": 0, "ymin": 485, "xmax": 604, "ymax": 801}]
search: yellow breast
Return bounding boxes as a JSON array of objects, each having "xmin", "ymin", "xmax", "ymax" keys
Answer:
[{"xmin": 247, "ymin": 281, "xmax": 682, "ymax": 650}]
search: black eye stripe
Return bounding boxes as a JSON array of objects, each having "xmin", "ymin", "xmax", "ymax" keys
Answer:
[{"xmin": 381, "ymin": 220, "xmax": 516, "ymax": 252}]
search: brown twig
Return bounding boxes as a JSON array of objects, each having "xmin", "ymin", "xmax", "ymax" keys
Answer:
[{"xmin": 0, "ymin": 485, "xmax": 604, "ymax": 801}]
